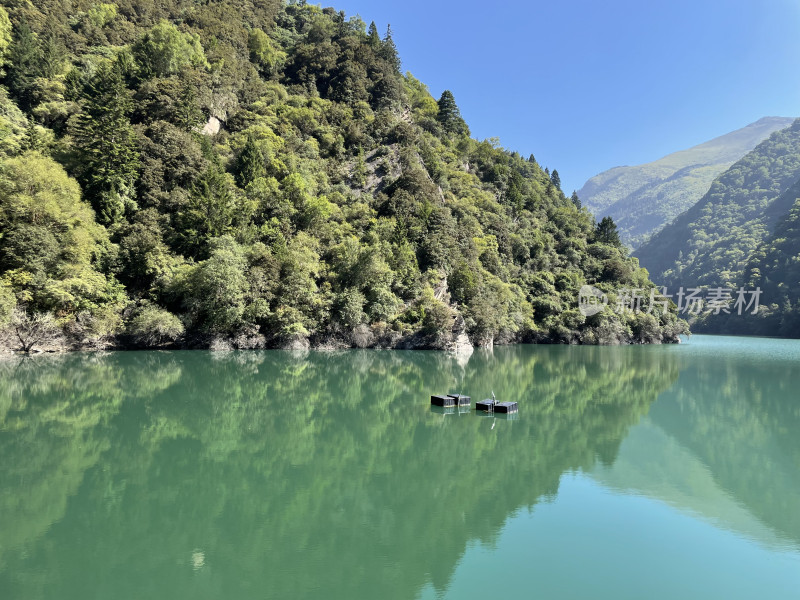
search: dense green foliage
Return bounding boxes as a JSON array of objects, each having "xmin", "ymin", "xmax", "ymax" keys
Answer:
[
  {"xmin": 594, "ymin": 216, "xmax": 621, "ymax": 246},
  {"xmin": 0, "ymin": 152, "xmax": 126, "ymax": 341},
  {"xmin": 0, "ymin": 0, "xmax": 684, "ymax": 350},
  {"xmin": 580, "ymin": 117, "xmax": 794, "ymax": 249},
  {"xmin": 740, "ymin": 195, "xmax": 800, "ymax": 336},
  {"xmin": 695, "ymin": 184, "xmax": 800, "ymax": 337}
]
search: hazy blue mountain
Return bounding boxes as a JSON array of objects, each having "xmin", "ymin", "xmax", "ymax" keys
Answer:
[{"xmin": 579, "ymin": 117, "xmax": 795, "ymax": 248}]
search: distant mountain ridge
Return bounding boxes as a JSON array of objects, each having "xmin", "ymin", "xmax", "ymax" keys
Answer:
[
  {"xmin": 629, "ymin": 118, "xmax": 800, "ymax": 338},
  {"xmin": 579, "ymin": 116, "xmax": 796, "ymax": 248},
  {"xmin": 633, "ymin": 118, "xmax": 800, "ymax": 291}
]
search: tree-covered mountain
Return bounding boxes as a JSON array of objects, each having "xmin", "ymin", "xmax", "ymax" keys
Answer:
[
  {"xmin": 633, "ymin": 119, "xmax": 800, "ymax": 337},
  {"xmin": 695, "ymin": 188, "xmax": 800, "ymax": 337},
  {"xmin": 579, "ymin": 117, "xmax": 794, "ymax": 249},
  {"xmin": 738, "ymin": 196, "xmax": 800, "ymax": 336},
  {"xmin": 0, "ymin": 0, "xmax": 686, "ymax": 351}
]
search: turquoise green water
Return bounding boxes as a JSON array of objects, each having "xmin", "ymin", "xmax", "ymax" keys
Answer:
[{"xmin": 0, "ymin": 336, "xmax": 799, "ymax": 599}]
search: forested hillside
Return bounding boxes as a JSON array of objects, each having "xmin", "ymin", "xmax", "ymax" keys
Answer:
[
  {"xmin": 0, "ymin": 0, "xmax": 685, "ymax": 351},
  {"xmin": 634, "ymin": 119, "xmax": 800, "ymax": 338},
  {"xmin": 696, "ymin": 188, "xmax": 800, "ymax": 337},
  {"xmin": 740, "ymin": 197, "xmax": 800, "ymax": 336},
  {"xmin": 580, "ymin": 117, "xmax": 794, "ymax": 249}
]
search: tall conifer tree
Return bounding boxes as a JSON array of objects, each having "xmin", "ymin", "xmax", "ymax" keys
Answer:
[
  {"xmin": 380, "ymin": 24, "xmax": 401, "ymax": 74},
  {"xmin": 73, "ymin": 60, "xmax": 140, "ymax": 225},
  {"xmin": 367, "ymin": 21, "xmax": 380, "ymax": 48},
  {"xmin": 550, "ymin": 169, "xmax": 562, "ymax": 191},
  {"xmin": 6, "ymin": 20, "xmax": 41, "ymax": 111},
  {"xmin": 436, "ymin": 90, "xmax": 468, "ymax": 135}
]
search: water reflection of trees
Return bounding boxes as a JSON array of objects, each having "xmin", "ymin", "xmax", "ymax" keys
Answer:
[{"xmin": 0, "ymin": 346, "xmax": 680, "ymax": 599}]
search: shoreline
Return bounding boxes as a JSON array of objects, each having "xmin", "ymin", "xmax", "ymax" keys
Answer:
[{"xmin": 0, "ymin": 328, "xmax": 685, "ymax": 356}]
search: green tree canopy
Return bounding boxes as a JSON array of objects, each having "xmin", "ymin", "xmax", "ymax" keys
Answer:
[
  {"xmin": 0, "ymin": 6, "xmax": 11, "ymax": 68},
  {"xmin": 5, "ymin": 19, "xmax": 41, "ymax": 111},
  {"xmin": 133, "ymin": 20, "xmax": 208, "ymax": 79},
  {"xmin": 594, "ymin": 216, "xmax": 622, "ymax": 247},
  {"xmin": 0, "ymin": 152, "xmax": 126, "ymax": 330}
]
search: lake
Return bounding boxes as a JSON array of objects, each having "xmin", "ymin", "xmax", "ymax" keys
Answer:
[{"xmin": 1, "ymin": 336, "xmax": 799, "ymax": 599}]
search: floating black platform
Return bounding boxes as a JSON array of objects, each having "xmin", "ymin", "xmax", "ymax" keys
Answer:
[
  {"xmin": 447, "ymin": 394, "xmax": 471, "ymax": 406},
  {"xmin": 475, "ymin": 399, "xmax": 497, "ymax": 412},
  {"xmin": 475, "ymin": 399, "xmax": 519, "ymax": 414},
  {"xmin": 431, "ymin": 394, "xmax": 455, "ymax": 407}
]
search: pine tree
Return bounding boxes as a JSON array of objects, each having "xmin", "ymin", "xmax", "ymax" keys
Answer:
[
  {"xmin": 436, "ymin": 90, "xmax": 468, "ymax": 135},
  {"xmin": 235, "ymin": 136, "xmax": 266, "ymax": 188},
  {"xmin": 175, "ymin": 77, "xmax": 204, "ymax": 132},
  {"xmin": 6, "ymin": 20, "xmax": 41, "ymax": 111},
  {"xmin": 73, "ymin": 60, "xmax": 140, "ymax": 225},
  {"xmin": 0, "ymin": 6, "xmax": 10, "ymax": 70},
  {"xmin": 380, "ymin": 24, "xmax": 401, "ymax": 74},
  {"xmin": 550, "ymin": 169, "xmax": 561, "ymax": 191},
  {"xmin": 570, "ymin": 191, "xmax": 581, "ymax": 210},
  {"xmin": 38, "ymin": 33, "xmax": 65, "ymax": 79},
  {"xmin": 353, "ymin": 146, "xmax": 367, "ymax": 186},
  {"xmin": 22, "ymin": 117, "xmax": 41, "ymax": 152},
  {"xmin": 594, "ymin": 216, "xmax": 621, "ymax": 246},
  {"xmin": 180, "ymin": 163, "xmax": 239, "ymax": 256},
  {"xmin": 367, "ymin": 21, "xmax": 380, "ymax": 48}
]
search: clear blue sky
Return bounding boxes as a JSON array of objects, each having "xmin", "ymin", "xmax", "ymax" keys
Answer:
[{"xmin": 327, "ymin": 0, "xmax": 800, "ymax": 194}]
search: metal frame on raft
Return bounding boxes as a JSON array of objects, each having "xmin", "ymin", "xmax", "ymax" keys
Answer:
[{"xmin": 430, "ymin": 394, "xmax": 518, "ymax": 414}]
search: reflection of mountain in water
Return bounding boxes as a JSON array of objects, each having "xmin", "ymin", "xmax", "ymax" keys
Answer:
[
  {"xmin": 0, "ymin": 346, "xmax": 677, "ymax": 599},
  {"xmin": 591, "ymin": 342, "xmax": 800, "ymax": 553},
  {"xmin": 592, "ymin": 421, "xmax": 798, "ymax": 553}
]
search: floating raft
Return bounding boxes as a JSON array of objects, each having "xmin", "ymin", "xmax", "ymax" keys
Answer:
[
  {"xmin": 494, "ymin": 401, "xmax": 518, "ymax": 414},
  {"xmin": 431, "ymin": 394, "xmax": 454, "ymax": 407},
  {"xmin": 447, "ymin": 394, "xmax": 471, "ymax": 406},
  {"xmin": 475, "ymin": 399, "xmax": 496, "ymax": 412},
  {"xmin": 475, "ymin": 399, "xmax": 519, "ymax": 414},
  {"xmin": 433, "ymin": 395, "xmax": 520, "ymax": 415},
  {"xmin": 431, "ymin": 394, "xmax": 471, "ymax": 407}
]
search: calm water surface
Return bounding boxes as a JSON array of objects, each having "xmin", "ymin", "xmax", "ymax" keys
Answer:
[{"xmin": 1, "ymin": 336, "xmax": 799, "ymax": 599}]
